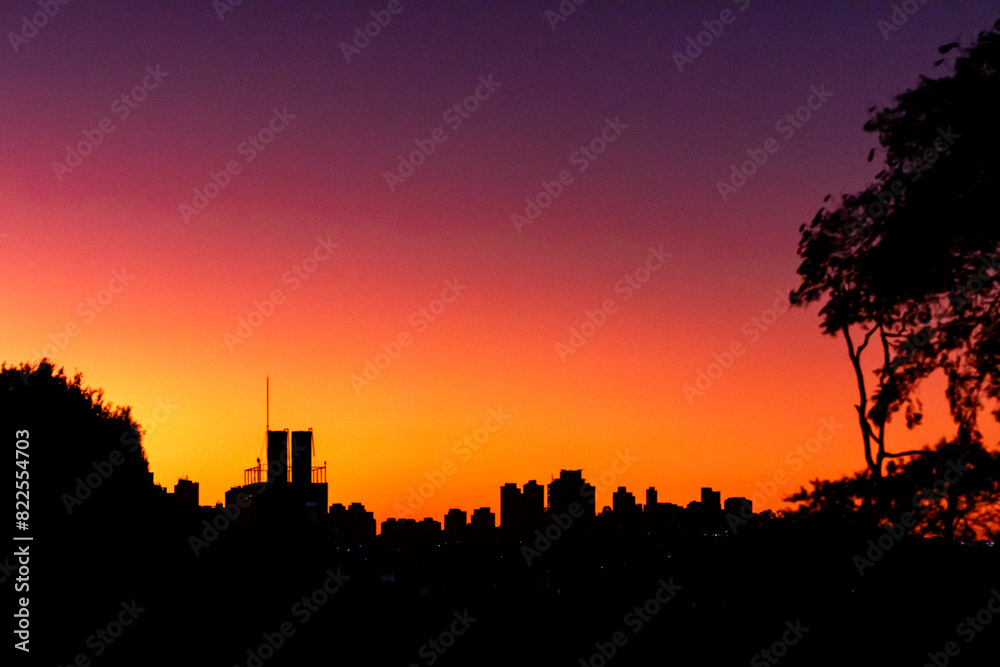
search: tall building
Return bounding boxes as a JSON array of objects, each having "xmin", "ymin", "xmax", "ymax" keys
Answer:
[
  {"xmin": 227, "ymin": 426, "xmax": 328, "ymax": 526},
  {"xmin": 330, "ymin": 502, "xmax": 376, "ymax": 544},
  {"xmin": 547, "ymin": 470, "xmax": 595, "ymax": 518},
  {"xmin": 500, "ymin": 482, "xmax": 523, "ymax": 531},
  {"xmin": 522, "ymin": 480, "xmax": 544, "ymax": 520},
  {"xmin": 724, "ymin": 497, "xmax": 753, "ymax": 516},
  {"xmin": 471, "ymin": 507, "xmax": 495, "ymax": 531},
  {"xmin": 444, "ymin": 509, "xmax": 467, "ymax": 538},
  {"xmin": 613, "ymin": 486, "xmax": 638, "ymax": 514},
  {"xmin": 291, "ymin": 429, "xmax": 313, "ymax": 486},
  {"xmin": 267, "ymin": 429, "xmax": 289, "ymax": 484},
  {"xmin": 174, "ymin": 478, "xmax": 199, "ymax": 509},
  {"xmin": 501, "ymin": 480, "xmax": 545, "ymax": 532},
  {"xmin": 701, "ymin": 487, "xmax": 721, "ymax": 512},
  {"xmin": 646, "ymin": 486, "xmax": 658, "ymax": 508}
]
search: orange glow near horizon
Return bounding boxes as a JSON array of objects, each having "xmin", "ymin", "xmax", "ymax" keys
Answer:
[{"xmin": 3, "ymin": 3, "xmax": 998, "ymax": 531}]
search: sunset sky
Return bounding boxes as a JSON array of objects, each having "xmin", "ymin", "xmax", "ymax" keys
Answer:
[{"xmin": 3, "ymin": 1, "xmax": 999, "ymax": 525}]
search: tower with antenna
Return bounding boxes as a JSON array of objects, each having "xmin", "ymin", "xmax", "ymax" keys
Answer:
[{"xmin": 231, "ymin": 377, "xmax": 327, "ymax": 523}]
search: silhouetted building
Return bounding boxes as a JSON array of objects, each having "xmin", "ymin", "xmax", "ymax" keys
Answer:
[
  {"xmin": 470, "ymin": 507, "xmax": 495, "ymax": 537},
  {"xmin": 724, "ymin": 497, "xmax": 752, "ymax": 516},
  {"xmin": 330, "ymin": 502, "xmax": 376, "ymax": 544},
  {"xmin": 501, "ymin": 480, "xmax": 546, "ymax": 532},
  {"xmin": 500, "ymin": 482, "xmax": 523, "ymax": 531},
  {"xmin": 380, "ymin": 516, "xmax": 441, "ymax": 547},
  {"xmin": 267, "ymin": 429, "xmax": 289, "ymax": 484},
  {"xmin": 646, "ymin": 486, "xmax": 658, "ymax": 507},
  {"xmin": 613, "ymin": 486, "xmax": 638, "ymax": 514},
  {"xmin": 522, "ymin": 480, "xmax": 544, "ymax": 522},
  {"xmin": 444, "ymin": 509, "xmax": 467, "ymax": 538},
  {"xmin": 227, "ymin": 427, "xmax": 328, "ymax": 526},
  {"xmin": 174, "ymin": 478, "xmax": 199, "ymax": 509},
  {"xmin": 701, "ymin": 487, "xmax": 721, "ymax": 512},
  {"xmin": 291, "ymin": 429, "xmax": 312, "ymax": 486},
  {"xmin": 547, "ymin": 470, "xmax": 595, "ymax": 518}
]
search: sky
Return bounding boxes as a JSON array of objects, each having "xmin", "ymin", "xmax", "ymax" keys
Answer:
[{"xmin": 3, "ymin": 0, "xmax": 999, "ymax": 525}]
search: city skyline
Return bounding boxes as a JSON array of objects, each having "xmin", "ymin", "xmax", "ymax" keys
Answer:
[
  {"xmin": 5, "ymin": 3, "xmax": 999, "ymax": 663},
  {"xmin": 164, "ymin": 421, "xmax": 754, "ymax": 535},
  {"xmin": 5, "ymin": 2, "xmax": 1000, "ymax": 525}
]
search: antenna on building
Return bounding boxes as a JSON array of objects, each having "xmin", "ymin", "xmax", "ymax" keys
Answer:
[{"xmin": 266, "ymin": 376, "xmax": 269, "ymax": 431}]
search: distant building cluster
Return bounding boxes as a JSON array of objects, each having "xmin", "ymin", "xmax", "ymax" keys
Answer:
[{"xmin": 167, "ymin": 428, "xmax": 758, "ymax": 547}]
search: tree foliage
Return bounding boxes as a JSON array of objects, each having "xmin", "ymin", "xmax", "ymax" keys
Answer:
[
  {"xmin": 792, "ymin": 20, "xmax": 1000, "ymax": 476},
  {"xmin": 787, "ymin": 438, "xmax": 1000, "ymax": 542}
]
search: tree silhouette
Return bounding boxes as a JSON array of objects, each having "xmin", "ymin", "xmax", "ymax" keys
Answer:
[
  {"xmin": 791, "ymin": 19, "xmax": 1000, "ymax": 477},
  {"xmin": 3, "ymin": 358, "xmax": 152, "ymax": 515},
  {"xmin": 787, "ymin": 437, "xmax": 1000, "ymax": 542}
]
